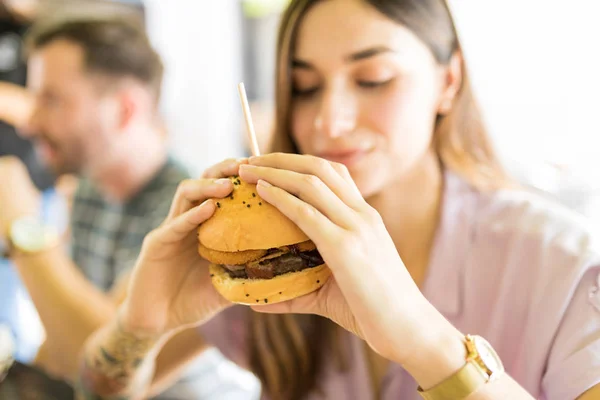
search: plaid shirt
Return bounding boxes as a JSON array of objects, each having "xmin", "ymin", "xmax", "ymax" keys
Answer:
[{"xmin": 70, "ymin": 157, "xmax": 188, "ymax": 291}]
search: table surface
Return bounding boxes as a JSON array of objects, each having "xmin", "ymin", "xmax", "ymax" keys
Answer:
[{"xmin": 0, "ymin": 362, "xmax": 74, "ymax": 400}]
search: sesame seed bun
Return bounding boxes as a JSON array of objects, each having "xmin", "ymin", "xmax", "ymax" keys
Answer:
[
  {"xmin": 197, "ymin": 177, "xmax": 309, "ymax": 252},
  {"xmin": 197, "ymin": 177, "xmax": 330, "ymax": 305}
]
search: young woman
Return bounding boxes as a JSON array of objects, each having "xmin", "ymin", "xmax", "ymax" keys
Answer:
[{"xmin": 77, "ymin": 1, "xmax": 600, "ymax": 399}]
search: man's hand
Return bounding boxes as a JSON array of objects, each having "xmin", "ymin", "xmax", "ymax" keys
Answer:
[
  {"xmin": 0, "ymin": 82, "xmax": 33, "ymax": 127},
  {"xmin": 2, "ymin": 0, "xmax": 39, "ymax": 22},
  {"xmin": 0, "ymin": 156, "xmax": 40, "ymax": 237}
]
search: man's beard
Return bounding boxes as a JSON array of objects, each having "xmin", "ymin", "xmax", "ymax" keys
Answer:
[{"xmin": 35, "ymin": 139, "xmax": 84, "ymax": 177}]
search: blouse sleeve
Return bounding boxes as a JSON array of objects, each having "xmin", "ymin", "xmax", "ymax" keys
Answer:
[{"xmin": 542, "ymin": 264, "xmax": 600, "ymax": 400}]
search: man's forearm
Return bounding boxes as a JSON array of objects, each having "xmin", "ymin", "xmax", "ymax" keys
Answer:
[
  {"xmin": 12, "ymin": 246, "xmax": 116, "ymax": 378},
  {"xmin": 78, "ymin": 312, "xmax": 167, "ymax": 399},
  {"xmin": 79, "ymin": 311, "xmax": 211, "ymax": 399}
]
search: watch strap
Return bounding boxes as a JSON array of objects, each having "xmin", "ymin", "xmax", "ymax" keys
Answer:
[{"xmin": 417, "ymin": 361, "xmax": 487, "ymax": 400}]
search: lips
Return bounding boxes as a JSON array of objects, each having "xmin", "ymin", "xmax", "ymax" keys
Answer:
[
  {"xmin": 317, "ymin": 148, "xmax": 372, "ymax": 167},
  {"xmin": 36, "ymin": 140, "xmax": 58, "ymax": 163}
]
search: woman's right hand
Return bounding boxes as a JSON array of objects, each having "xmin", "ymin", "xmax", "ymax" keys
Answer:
[{"xmin": 120, "ymin": 158, "xmax": 247, "ymax": 337}]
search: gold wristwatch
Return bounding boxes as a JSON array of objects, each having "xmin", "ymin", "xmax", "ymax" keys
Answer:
[
  {"xmin": 417, "ymin": 334, "xmax": 505, "ymax": 400},
  {"xmin": 1, "ymin": 216, "xmax": 59, "ymax": 258}
]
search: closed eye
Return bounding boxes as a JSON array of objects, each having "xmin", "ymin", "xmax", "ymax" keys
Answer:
[
  {"xmin": 292, "ymin": 86, "xmax": 320, "ymax": 98},
  {"xmin": 357, "ymin": 78, "xmax": 395, "ymax": 89}
]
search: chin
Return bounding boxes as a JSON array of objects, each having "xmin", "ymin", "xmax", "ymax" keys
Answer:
[
  {"xmin": 350, "ymin": 167, "xmax": 391, "ymax": 200},
  {"xmin": 197, "ymin": 177, "xmax": 331, "ymax": 305}
]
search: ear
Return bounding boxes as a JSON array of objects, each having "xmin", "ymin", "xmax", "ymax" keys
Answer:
[
  {"xmin": 116, "ymin": 85, "xmax": 138, "ymax": 130},
  {"xmin": 437, "ymin": 51, "xmax": 463, "ymax": 115}
]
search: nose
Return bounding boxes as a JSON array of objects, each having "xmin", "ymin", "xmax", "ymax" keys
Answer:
[
  {"xmin": 314, "ymin": 84, "xmax": 356, "ymax": 138},
  {"xmin": 19, "ymin": 103, "xmax": 40, "ymax": 139}
]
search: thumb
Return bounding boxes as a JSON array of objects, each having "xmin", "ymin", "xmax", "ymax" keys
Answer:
[{"xmin": 158, "ymin": 200, "xmax": 215, "ymax": 244}]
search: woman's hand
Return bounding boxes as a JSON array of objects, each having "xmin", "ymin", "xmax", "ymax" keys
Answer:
[
  {"xmin": 120, "ymin": 159, "xmax": 247, "ymax": 337},
  {"xmin": 238, "ymin": 153, "xmax": 455, "ymax": 367}
]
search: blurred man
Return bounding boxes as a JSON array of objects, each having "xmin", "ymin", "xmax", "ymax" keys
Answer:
[
  {"xmin": 0, "ymin": 11, "xmax": 261, "ymax": 400},
  {"xmin": 0, "ymin": 14, "xmax": 202, "ymax": 398}
]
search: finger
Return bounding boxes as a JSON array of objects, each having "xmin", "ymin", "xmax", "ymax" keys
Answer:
[
  {"xmin": 254, "ymin": 179, "xmax": 340, "ymax": 244},
  {"xmin": 251, "ymin": 284, "xmax": 364, "ymax": 339},
  {"xmin": 239, "ymin": 165, "xmax": 356, "ymax": 228},
  {"xmin": 166, "ymin": 178, "xmax": 233, "ymax": 221},
  {"xmin": 329, "ymin": 161, "xmax": 361, "ymax": 197},
  {"xmin": 158, "ymin": 200, "xmax": 216, "ymax": 244},
  {"xmin": 248, "ymin": 153, "xmax": 363, "ymax": 209},
  {"xmin": 201, "ymin": 158, "xmax": 248, "ymax": 179}
]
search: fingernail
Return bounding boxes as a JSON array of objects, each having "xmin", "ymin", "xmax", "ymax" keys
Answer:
[
  {"xmin": 257, "ymin": 179, "xmax": 272, "ymax": 188},
  {"xmin": 199, "ymin": 199, "xmax": 213, "ymax": 208},
  {"xmin": 229, "ymin": 158, "xmax": 246, "ymax": 167},
  {"xmin": 216, "ymin": 178, "xmax": 230, "ymax": 184}
]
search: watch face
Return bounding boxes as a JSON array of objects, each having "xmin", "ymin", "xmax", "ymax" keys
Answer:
[
  {"xmin": 473, "ymin": 336, "xmax": 504, "ymax": 375},
  {"xmin": 10, "ymin": 216, "xmax": 58, "ymax": 253}
]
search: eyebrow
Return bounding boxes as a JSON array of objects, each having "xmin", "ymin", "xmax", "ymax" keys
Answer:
[
  {"xmin": 292, "ymin": 46, "xmax": 395, "ymax": 70},
  {"xmin": 347, "ymin": 46, "xmax": 394, "ymax": 61}
]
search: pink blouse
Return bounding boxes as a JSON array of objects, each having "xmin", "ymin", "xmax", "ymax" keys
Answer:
[{"xmin": 200, "ymin": 172, "xmax": 600, "ymax": 399}]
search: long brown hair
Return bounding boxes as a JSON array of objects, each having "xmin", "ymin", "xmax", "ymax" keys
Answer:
[{"xmin": 250, "ymin": 1, "xmax": 509, "ymax": 399}]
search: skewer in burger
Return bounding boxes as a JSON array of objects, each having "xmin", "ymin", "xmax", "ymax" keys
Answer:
[{"xmin": 198, "ymin": 176, "xmax": 331, "ymax": 305}]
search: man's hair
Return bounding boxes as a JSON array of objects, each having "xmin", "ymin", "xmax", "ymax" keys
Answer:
[{"xmin": 25, "ymin": 14, "xmax": 163, "ymax": 103}]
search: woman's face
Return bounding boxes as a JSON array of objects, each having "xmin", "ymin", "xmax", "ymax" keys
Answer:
[{"xmin": 290, "ymin": 0, "xmax": 456, "ymax": 197}]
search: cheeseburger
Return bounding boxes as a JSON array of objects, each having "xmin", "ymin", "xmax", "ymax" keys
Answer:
[{"xmin": 198, "ymin": 176, "xmax": 331, "ymax": 305}]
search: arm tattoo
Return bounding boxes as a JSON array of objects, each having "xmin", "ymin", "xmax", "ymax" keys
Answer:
[{"xmin": 76, "ymin": 314, "xmax": 161, "ymax": 399}]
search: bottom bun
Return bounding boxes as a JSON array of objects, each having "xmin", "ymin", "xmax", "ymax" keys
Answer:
[{"xmin": 209, "ymin": 263, "xmax": 331, "ymax": 305}]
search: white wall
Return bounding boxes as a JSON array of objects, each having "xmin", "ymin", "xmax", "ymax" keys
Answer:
[
  {"xmin": 448, "ymin": 0, "xmax": 600, "ymax": 221},
  {"xmin": 450, "ymin": 0, "xmax": 599, "ymax": 167},
  {"xmin": 144, "ymin": 0, "xmax": 246, "ymax": 176}
]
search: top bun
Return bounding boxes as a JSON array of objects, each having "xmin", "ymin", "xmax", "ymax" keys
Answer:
[{"xmin": 197, "ymin": 176, "xmax": 309, "ymax": 252}]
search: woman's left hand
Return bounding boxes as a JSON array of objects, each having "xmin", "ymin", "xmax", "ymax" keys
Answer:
[{"xmin": 238, "ymin": 153, "xmax": 449, "ymax": 366}]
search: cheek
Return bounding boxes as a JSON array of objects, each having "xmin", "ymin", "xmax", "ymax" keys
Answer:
[
  {"xmin": 364, "ymin": 80, "xmax": 439, "ymax": 157},
  {"xmin": 43, "ymin": 106, "xmax": 67, "ymax": 130},
  {"xmin": 46, "ymin": 100, "xmax": 82, "ymax": 130},
  {"xmin": 54, "ymin": 104, "xmax": 95, "ymax": 148},
  {"xmin": 35, "ymin": 106, "xmax": 70, "ymax": 145},
  {"xmin": 290, "ymin": 102, "xmax": 317, "ymax": 152}
]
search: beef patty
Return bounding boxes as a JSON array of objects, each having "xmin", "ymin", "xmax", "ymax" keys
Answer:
[{"xmin": 221, "ymin": 245, "xmax": 324, "ymax": 279}]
